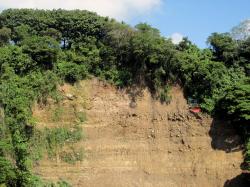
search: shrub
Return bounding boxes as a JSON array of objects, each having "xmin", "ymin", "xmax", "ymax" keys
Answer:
[{"xmin": 57, "ymin": 61, "xmax": 88, "ymax": 83}]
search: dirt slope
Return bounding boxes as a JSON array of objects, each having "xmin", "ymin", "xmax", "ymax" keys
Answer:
[{"xmin": 33, "ymin": 79, "xmax": 243, "ymax": 187}]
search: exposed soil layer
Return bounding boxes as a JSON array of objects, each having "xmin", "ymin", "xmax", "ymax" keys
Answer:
[{"xmin": 33, "ymin": 79, "xmax": 243, "ymax": 187}]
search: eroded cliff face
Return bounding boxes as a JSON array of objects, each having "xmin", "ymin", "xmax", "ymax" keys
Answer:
[{"xmin": 33, "ymin": 79, "xmax": 243, "ymax": 187}]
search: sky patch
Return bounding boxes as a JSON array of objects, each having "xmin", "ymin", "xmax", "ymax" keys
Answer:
[{"xmin": 0, "ymin": 0, "xmax": 162, "ymax": 21}]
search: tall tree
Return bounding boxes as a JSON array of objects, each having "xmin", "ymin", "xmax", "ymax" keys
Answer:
[{"xmin": 207, "ymin": 33, "xmax": 238, "ymax": 66}]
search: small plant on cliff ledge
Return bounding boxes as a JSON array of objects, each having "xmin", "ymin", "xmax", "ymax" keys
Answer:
[
  {"xmin": 29, "ymin": 125, "xmax": 84, "ymax": 160},
  {"xmin": 159, "ymin": 85, "xmax": 172, "ymax": 104},
  {"xmin": 75, "ymin": 111, "xmax": 87, "ymax": 123},
  {"xmin": 59, "ymin": 147, "xmax": 85, "ymax": 164}
]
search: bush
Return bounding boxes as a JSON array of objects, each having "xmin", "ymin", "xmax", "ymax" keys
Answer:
[
  {"xmin": 29, "ymin": 125, "xmax": 84, "ymax": 160},
  {"xmin": 0, "ymin": 157, "xmax": 16, "ymax": 185},
  {"xmin": 57, "ymin": 61, "xmax": 88, "ymax": 83},
  {"xmin": 22, "ymin": 36, "xmax": 60, "ymax": 69}
]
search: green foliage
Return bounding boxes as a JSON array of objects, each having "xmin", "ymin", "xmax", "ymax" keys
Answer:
[
  {"xmin": 244, "ymin": 138, "xmax": 250, "ymax": 170},
  {"xmin": 131, "ymin": 23, "xmax": 175, "ymax": 90},
  {"xmin": 12, "ymin": 25, "xmax": 33, "ymax": 44},
  {"xmin": 55, "ymin": 180, "xmax": 71, "ymax": 187},
  {"xmin": 218, "ymin": 80, "xmax": 250, "ymax": 121},
  {"xmin": 41, "ymin": 28, "xmax": 62, "ymax": 42},
  {"xmin": 30, "ymin": 179, "xmax": 71, "ymax": 187},
  {"xmin": 52, "ymin": 107, "xmax": 64, "ymax": 122},
  {"xmin": 207, "ymin": 32, "xmax": 238, "ymax": 65},
  {"xmin": 0, "ymin": 157, "xmax": 16, "ymax": 186},
  {"xmin": 0, "ymin": 66, "xmax": 44, "ymax": 185},
  {"xmin": 23, "ymin": 71, "xmax": 58, "ymax": 103},
  {"xmin": 0, "ymin": 54, "xmax": 58, "ymax": 185},
  {"xmin": 237, "ymin": 37, "xmax": 250, "ymax": 75},
  {"xmin": 29, "ymin": 125, "xmax": 84, "ymax": 161},
  {"xmin": 57, "ymin": 61, "xmax": 88, "ymax": 83},
  {"xmin": 59, "ymin": 147, "xmax": 84, "ymax": 164},
  {"xmin": 44, "ymin": 126, "xmax": 83, "ymax": 156},
  {"xmin": 159, "ymin": 85, "xmax": 172, "ymax": 104},
  {"xmin": 174, "ymin": 39, "xmax": 247, "ymax": 113},
  {"xmin": 0, "ymin": 9, "xmax": 107, "ymax": 47},
  {"xmin": 0, "ymin": 27, "xmax": 11, "ymax": 47},
  {"xmin": 75, "ymin": 112, "xmax": 87, "ymax": 123},
  {"xmin": 22, "ymin": 36, "xmax": 60, "ymax": 69},
  {"xmin": 0, "ymin": 46, "xmax": 35, "ymax": 75}
]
